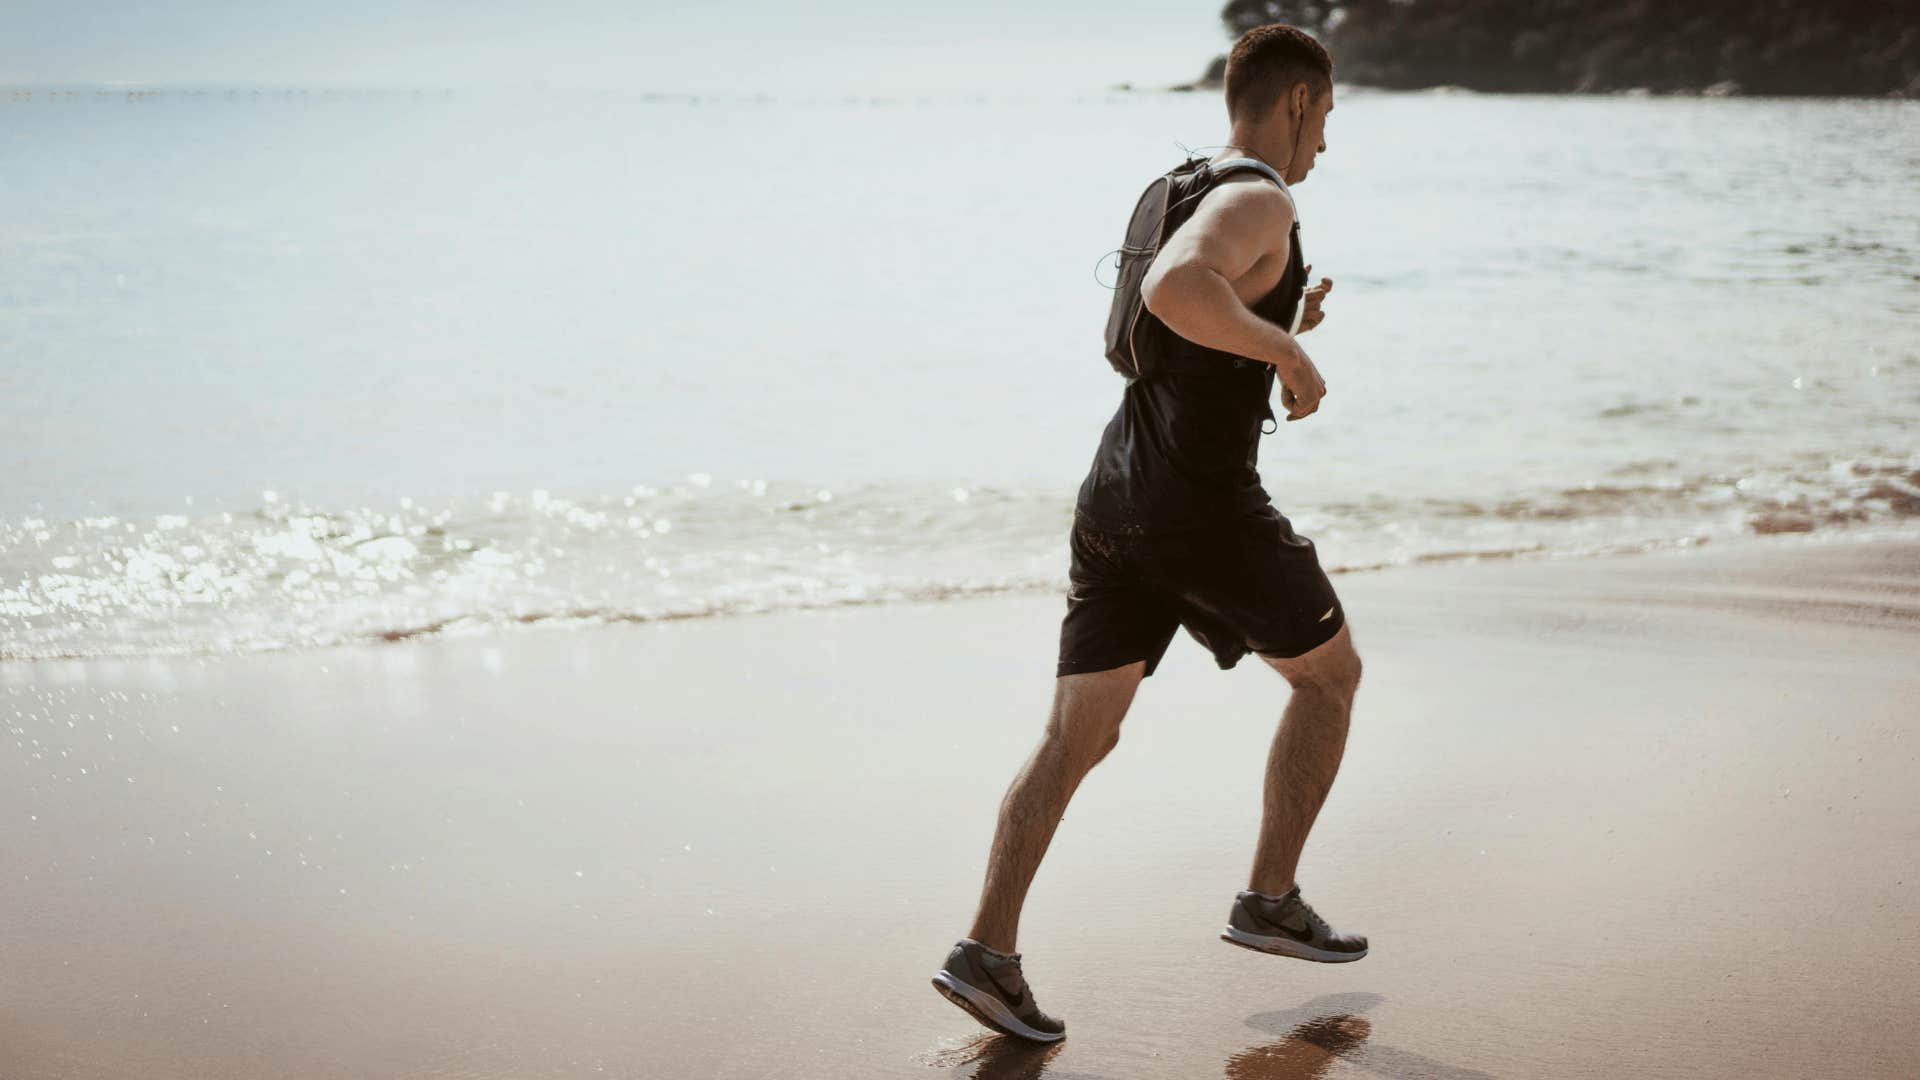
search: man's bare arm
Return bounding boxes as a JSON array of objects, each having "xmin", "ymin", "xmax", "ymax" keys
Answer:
[
  {"xmin": 1139, "ymin": 182, "xmax": 1307, "ymax": 370},
  {"xmin": 1139, "ymin": 179, "xmax": 1326, "ymax": 419}
]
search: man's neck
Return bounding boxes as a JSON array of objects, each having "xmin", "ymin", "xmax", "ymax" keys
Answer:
[{"xmin": 1215, "ymin": 142, "xmax": 1270, "ymax": 166}]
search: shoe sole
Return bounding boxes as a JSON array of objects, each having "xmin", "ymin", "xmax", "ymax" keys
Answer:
[
  {"xmin": 1220, "ymin": 926, "xmax": 1368, "ymax": 963},
  {"xmin": 930, "ymin": 971, "xmax": 1066, "ymax": 1043}
]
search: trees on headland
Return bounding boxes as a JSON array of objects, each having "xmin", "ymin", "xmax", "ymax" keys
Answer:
[{"xmin": 1200, "ymin": 0, "xmax": 1919, "ymax": 96}]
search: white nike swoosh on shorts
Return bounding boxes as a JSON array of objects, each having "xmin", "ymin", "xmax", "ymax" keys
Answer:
[{"xmin": 1317, "ymin": 605, "xmax": 1336, "ymax": 622}]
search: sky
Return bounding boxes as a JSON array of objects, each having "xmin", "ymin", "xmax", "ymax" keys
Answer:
[{"xmin": 1, "ymin": 1, "xmax": 1229, "ymax": 93}]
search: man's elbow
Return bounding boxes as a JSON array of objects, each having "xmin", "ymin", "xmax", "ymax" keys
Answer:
[{"xmin": 1141, "ymin": 264, "xmax": 1184, "ymax": 321}]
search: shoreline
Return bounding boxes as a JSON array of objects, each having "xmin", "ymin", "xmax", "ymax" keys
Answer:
[{"xmin": 7, "ymin": 524, "xmax": 1916, "ymax": 667}]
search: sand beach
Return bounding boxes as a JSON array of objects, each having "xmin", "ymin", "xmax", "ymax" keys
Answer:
[{"xmin": 3, "ymin": 534, "xmax": 1916, "ymax": 1078}]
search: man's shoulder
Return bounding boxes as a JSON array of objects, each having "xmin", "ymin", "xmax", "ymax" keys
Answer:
[{"xmin": 1191, "ymin": 172, "xmax": 1295, "ymax": 231}]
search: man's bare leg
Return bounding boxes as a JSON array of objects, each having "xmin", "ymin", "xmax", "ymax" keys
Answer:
[
  {"xmin": 967, "ymin": 661, "xmax": 1147, "ymax": 955},
  {"xmin": 1248, "ymin": 622, "xmax": 1362, "ymax": 896}
]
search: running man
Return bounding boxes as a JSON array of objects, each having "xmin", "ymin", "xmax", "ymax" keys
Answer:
[{"xmin": 931, "ymin": 25, "xmax": 1364, "ymax": 1043}]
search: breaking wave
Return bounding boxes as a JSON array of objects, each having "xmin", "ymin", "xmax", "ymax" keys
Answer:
[{"xmin": 4, "ymin": 453, "xmax": 1916, "ymax": 660}]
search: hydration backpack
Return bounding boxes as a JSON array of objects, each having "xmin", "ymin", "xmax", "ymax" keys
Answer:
[{"xmin": 1101, "ymin": 155, "xmax": 1292, "ymax": 380}]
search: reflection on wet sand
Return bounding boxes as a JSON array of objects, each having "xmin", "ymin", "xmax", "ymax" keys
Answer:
[
  {"xmin": 1233, "ymin": 993, "xmax": 1495, "ymax": 1080},
  {"xmin": 916, "ymin": 992, "xmax": 1497, "ymax": 1080},
  {"xmin": 1226, "ymin": 1014, "xmax": 1372, "ymax": 1079},
  {"xmin": 918, "ymin": 1032, "xmax": 1067, "ymax": 1079}
]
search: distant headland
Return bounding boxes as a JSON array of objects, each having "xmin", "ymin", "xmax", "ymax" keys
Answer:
[{"xmin": 1168, "ymin": 0, "xmax": 1919, "ymax": 97}]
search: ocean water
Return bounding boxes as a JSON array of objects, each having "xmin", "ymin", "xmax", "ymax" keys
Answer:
[{"xmin": 3, "ymin": 86, "xmax": 1917, "ymax": 659}]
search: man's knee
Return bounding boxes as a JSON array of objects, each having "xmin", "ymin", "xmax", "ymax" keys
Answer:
[
  {"xmin": 1048, "ymin": 660, "xmax": 1144, "ymax": 765},
  {"xmin": 1071, "ymin": 723, "xmax": 1123, "ymax": 767},
  {"xmin": 1042, "ymin": 711, "xmax": 1123, "ymax": 771},
  {"xmin": 1261, "ymin": 622, "xmax": 1362, "ymax": 698}
]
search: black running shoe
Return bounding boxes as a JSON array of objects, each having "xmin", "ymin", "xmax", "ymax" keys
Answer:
[
  {"xmin": 1220, "ymin": 885, "xmax": 1368, "ymax": 963},
  {"xmin": 930, "ymin": 939, "xmax": 1066, "ymax": 1043}
]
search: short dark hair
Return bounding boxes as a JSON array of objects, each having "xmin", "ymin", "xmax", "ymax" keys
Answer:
[{"xmin": 1224, "ymin": 24, "xmax": 1333, "ymax": 122}]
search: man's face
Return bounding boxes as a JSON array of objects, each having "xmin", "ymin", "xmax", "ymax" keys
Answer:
[{"xmin": 1294, "ymin": 85, "xmax": 1333, "ymax": 182}]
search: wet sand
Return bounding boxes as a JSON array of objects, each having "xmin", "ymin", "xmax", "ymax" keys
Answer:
[{"xmin": 3, "ymin": 535, "xmax": 1917, "ymax": 1079}]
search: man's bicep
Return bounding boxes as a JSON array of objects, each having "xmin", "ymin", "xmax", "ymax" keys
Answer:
[{"xmin": 1157, "ymin": 183, "xmax": 1292, "ymax": 285}]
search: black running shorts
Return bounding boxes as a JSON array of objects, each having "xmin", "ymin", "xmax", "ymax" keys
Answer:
[{"xmin": 1056, "ymin": 506, "xmax": 1345, "ymax": 679}]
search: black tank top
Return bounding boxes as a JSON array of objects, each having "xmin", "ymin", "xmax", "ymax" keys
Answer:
[{"xmin": 1075, "ymin": 214, "xmax": 1306, "ymax": 536}]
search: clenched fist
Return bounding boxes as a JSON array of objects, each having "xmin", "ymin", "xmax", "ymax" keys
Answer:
[{"xmin": 1298, "ymin": 263, "xmax": 1333, "ymax": 334}]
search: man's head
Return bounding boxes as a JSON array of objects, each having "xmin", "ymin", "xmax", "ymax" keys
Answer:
[{"xmin": 1224, "ymin": 24, "xmax": 1334, "ymax": 184}]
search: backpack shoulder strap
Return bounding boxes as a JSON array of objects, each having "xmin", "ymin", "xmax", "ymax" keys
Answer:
[{"xmin": 1208, "ymin": 156, "xmax": 1283, "ymax": 186}]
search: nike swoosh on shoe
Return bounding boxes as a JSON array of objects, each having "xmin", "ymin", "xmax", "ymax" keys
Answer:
[
  {"xmin": 981, "ymin": 963, "xmax": 1027, "ymax": 1009},
  {"xmin": 1248, "ymin": 900, "xmax": 1318, "ymax": 943}
]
